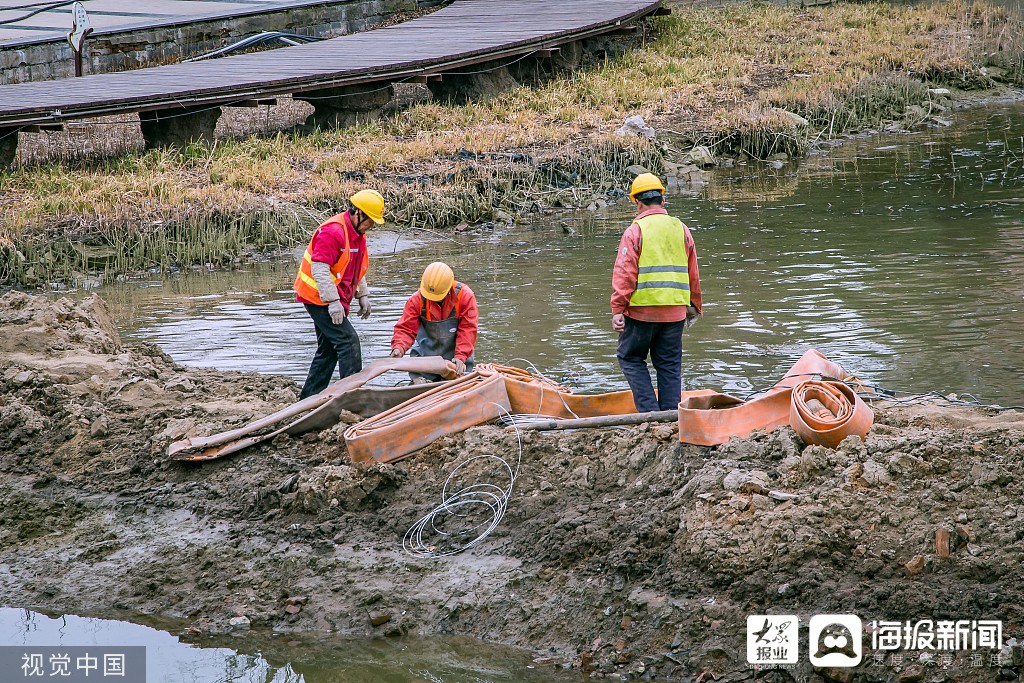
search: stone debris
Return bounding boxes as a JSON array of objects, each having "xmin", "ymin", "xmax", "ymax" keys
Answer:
[{"xmin": 615, "ymin": 115, "xmax": 656, "ymax": 140}]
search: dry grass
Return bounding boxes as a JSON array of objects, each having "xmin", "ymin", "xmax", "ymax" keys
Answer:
[{"xmin": 1, "ymin": 0, "xmax": 1021, "ymax": 284}]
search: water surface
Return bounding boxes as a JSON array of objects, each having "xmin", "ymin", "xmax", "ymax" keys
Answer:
[
  {"xmin": 93, "ymin": 103, "xmax": 1024, "ymax": 404},
  {"xmin": 0, "ymin": 608, "xmax": 571, "ymax": 683}
]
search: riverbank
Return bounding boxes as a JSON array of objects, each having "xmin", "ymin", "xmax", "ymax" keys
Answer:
[
  {"xmin": 1, "ymin": 0, "xmax": 1022, "ymax": 286},
  {"xmin": 3, "ymin": 292, "xmax": 1023, "ymax": 682}
]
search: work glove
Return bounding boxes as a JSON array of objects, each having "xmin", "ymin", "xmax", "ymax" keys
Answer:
[
  {"xmin": 327, "ymin": 300, "xmax": 346, "ymax": 326},
  {"xmin": 389, "ymin": 347, "xmax": 405, "ymax": 358},
  {"xmin": 453, "ymin": 358, "xmax": 467, "ymax": 375},
  {"xmin": 683, "ymin": 305, "xmax": 700, "ymax": 329},
  {"xmin": 357, "ymin": 295, "xmax": 372, "ymax": 319}
]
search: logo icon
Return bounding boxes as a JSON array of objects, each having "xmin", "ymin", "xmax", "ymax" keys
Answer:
[
  {"xmin": 809, "ymin": 614, "xmax": 863, "ymax": 667},
  {"xmin": 747, "ymin": 615, "xmax": 798, "ymax": 664}
]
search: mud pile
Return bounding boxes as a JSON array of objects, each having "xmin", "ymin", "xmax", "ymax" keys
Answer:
[{"xmin": 2, "ymin": 292, "xmax": 1023, "ymax": 683}]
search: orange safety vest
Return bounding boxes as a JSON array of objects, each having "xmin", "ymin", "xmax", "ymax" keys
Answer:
[
  {"xmin": 293, "ymin": 213, "xmax": 369, "ymax": 306},
  {"xmin": 420, "ymin": 282, "xmax": 465, "ymax": 321}
]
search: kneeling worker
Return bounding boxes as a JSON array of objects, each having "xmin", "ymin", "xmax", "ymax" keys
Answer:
[
  {"xmin": 294, "ymin": 189, "xmax": 385, "ymax": 399},
  {"xmin": 390, "ymin": 262, "xmax": 478, "ymax": 383}
]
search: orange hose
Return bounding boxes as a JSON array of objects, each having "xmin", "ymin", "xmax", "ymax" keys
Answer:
[
  {"xmin": 790, "ymin": 380, "xmax": 873, "ymax": 448},
  {"xmin": 678, "ymin": 350, "xmax": 874, "ymax": 447},
  {"xmin": 344, "ymin": 371, "xmax": 510, "ymax": 465},
  {"xmin": 477, "ymin": 363, "xmax": 637, "ymax": 418}
]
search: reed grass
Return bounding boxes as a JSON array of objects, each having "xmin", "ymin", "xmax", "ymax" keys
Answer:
[{"xmin": 1, "ymin": 0, "xmax": 1021, "ymax": 285}]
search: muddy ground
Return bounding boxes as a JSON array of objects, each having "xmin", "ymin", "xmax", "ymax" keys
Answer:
[{"xmin": 1, "ymin": 292, "xmax": 1023, "ymax": 683}]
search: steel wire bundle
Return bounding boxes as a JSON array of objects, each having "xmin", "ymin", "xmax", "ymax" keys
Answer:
[{"xmin": 402, "ymin": 406, "xmax": 522, "ymax": 558}]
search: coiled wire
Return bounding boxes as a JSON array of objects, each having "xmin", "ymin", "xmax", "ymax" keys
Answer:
[{"xmin": 402, "ymin": 405, "xmax": 522, "ymax": 558}]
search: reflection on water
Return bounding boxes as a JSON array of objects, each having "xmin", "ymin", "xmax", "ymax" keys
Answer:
[
  {"xmin": 94, "ymin": 103, "xmax": 1024, "ymax": 404},
  {"xmin": 0, "ymin": 608, "xmax": 571, "ymax": 683}
]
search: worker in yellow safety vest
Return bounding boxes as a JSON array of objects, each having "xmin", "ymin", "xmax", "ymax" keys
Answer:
[
  {"xmin": 610, "ymin": 173, "xmax": 703, "ymax": 412},
  {"xmin": 294, "ymin": 189, "xmax": 384, "ymax": 398}
]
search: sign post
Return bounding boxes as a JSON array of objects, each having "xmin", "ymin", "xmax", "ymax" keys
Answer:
[{"xmin": 67, "ymin": 2, "xmax": 93, "ymax": 77}]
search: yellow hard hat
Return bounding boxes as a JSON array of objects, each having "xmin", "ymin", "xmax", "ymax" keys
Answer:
[
  {"xmin": 629, "ymin": 173, "xmax": 666, "ymax": 204},
  {"xmin": 420, "ymin": 262, "xmax": 454, "ymax": 302},
  {"xmin": 350, "ymin": 189, "xmax": 385, "ymax": 225}
]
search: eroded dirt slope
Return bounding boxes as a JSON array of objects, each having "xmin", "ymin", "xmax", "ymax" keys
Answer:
[{"xmin": 1, "ymin": 292, "xmax": 1022, "ymax": 682}]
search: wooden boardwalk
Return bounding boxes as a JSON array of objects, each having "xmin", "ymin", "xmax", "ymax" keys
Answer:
[{"xmin": 0, "ymin": 0, "xmax": 662, "ymax": 128}]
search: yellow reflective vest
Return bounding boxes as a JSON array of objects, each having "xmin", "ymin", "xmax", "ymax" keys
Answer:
[{"xmin": 628, "ymin": 213, "xmax": 691, "ymax": 307}]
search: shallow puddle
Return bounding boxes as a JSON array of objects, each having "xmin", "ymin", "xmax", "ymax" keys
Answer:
[{"xmin": 0, "ymin": 608, "xmax": 574, "ymax": 683}]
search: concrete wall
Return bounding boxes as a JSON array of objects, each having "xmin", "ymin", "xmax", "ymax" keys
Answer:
[{"xmin": 0, "ymin": 0, "xmax": 443, "ymax": 84}]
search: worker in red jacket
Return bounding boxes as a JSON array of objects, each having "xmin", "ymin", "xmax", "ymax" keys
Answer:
[
  {"xmin": 390, "ymin": 262, "xmax": 479, "ymax": 383},
  {"xmin": 293, "ymin": 189, "xmax": 384, "ymax": 398},
  {"xmin": 611, "ymin": 173, "xmax": 702, "ymax": 413}
]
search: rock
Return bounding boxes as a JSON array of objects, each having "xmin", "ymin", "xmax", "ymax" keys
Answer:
[
  {"xmin": 888, "ymin": 452, "xmax": 928, "ymax": 475},
  {"xmin": 89, "ymin": 415, "xmax": 108, "ymax": 437},
  {"xmin": 860, "ymin": 460, "xmax": 891, "ymax": 486},
  {"xmin": 13, "ymin": 370, "xmax": 33, "ymax": 386},
  {"xmin": 680, "ymin": 146, "xmax": 715, "ymax": 167},
  {"xmin": 967, "ymin": 544, "xmax": 984, "ymax": 556},
  {"xmin": 722, "ymin": 469, "xmax": 770, "ymax": 494},
  {"xmin": 165, "ymin": 377, "xmax": 195, "ymax": 393},
  {"xmin": 928, "ymin": 88, "xmax": 951, "ymax": 96},
  {"xmin": 652, "ymin": 423, "xmax": 676, "ymax": 441},
  {"xmin": 228, "ymin": 616, "xmax": 250, "ymax": 632},
  {"xmin": 286, "ymin": 595, "xmax": 309, "ymax": 606},
  {"xmin": 369, "ymin": 611, "xmax": 391, "ymax": 626},
  {"xmin": 818, "ymin": 668, "xmax": 853, "ymax": 683},
  {"xmin": 625, "ymin": 164, "xmax": 651, "ymax": 177},
  {"xmin": 769, "ymin": 108, "xmax": 809, "ymax": 127},
  {"xmin": 384, "ymin": 622, "xmax": 409, "ymax": 638},
  {"xmin": 904, "ymin": 104, "xmax": 926, "ymax": 120},
  {"xmin": 935, "ymin": 527, "xmax": 951, "ymax": 558},
  {"xmin": 983, "ymin": 66, "xmax": 1009, "ymax": 81},
  {"xmin": 615, "ymin": 116, "xmax": 656, "ymax": 140},
  {"xmin": 532, "ymin": 656, "xmax": 562, "ymax": 666},
  {"xmin": 727, "ymin": 495, "xmax": 749, "ymax": 511},
  {"xmin": 898, "ymin": 666, "xmax": 924, "ymax": 683},
  {"xmin": 904, "ymin": 555, "xmax": 925, "ymax": 576},
  {"xmin": 284, "ymin": 604, "xmax": 302, "ymax": 615}
]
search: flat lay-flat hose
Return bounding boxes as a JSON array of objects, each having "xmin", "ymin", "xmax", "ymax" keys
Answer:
[
  {"xmin": 478, "ymin": 363, "xmax": 636, "ymax": 419},
  {"xmin": 678, "ymin": 349, "xmax": 874, "ymax": 447},
  {"xmin": 344, "ymin": 371, "xmax": 510, "ymax": 464}
]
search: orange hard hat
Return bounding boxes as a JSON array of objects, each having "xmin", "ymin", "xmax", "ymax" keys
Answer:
[{"xmin": 420, "ymin": 262, "xmax": 454, "ymax": 302}]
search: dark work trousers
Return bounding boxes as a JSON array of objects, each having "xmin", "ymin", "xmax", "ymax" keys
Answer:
[
  {"xmin": 299, "ymin": 303, "xmax": 362, "ymax": 399},
  {"xmin": 616, "ymin": 316, "xmax": 686, "ymax": 413}
]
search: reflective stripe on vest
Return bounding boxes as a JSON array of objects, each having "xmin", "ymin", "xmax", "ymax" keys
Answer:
[
  {"xmin": 628, "ymin": 213, "xmax": 691, "ymax": 307},
  {"xmin": 421, "ymin": 282, "xmax": 463, "ymax": 321},
  {"xmin": 293, "ymin": 213, "xmax": 369, "ymax": 306}
]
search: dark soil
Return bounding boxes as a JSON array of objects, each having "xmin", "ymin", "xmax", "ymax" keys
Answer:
[{"xmin": 2, "ymin": 292, "xmax": 1022, "ymax": 682}]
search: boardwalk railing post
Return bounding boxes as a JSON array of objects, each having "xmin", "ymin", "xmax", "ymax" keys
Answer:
[
  {"xmin": 294, "ymin": 83, "xmax": 395, "ymax": 131},
  {"xmin": 427, "ymin": 58, "xmax": 519, "ymax": 104},
  {"xmin": 139, "ymin": 106, "xmax": 222, "ymax": 149},
  {"xmin": 0, "ymin": 127, "xmax": 18, "ymax": 169}
]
